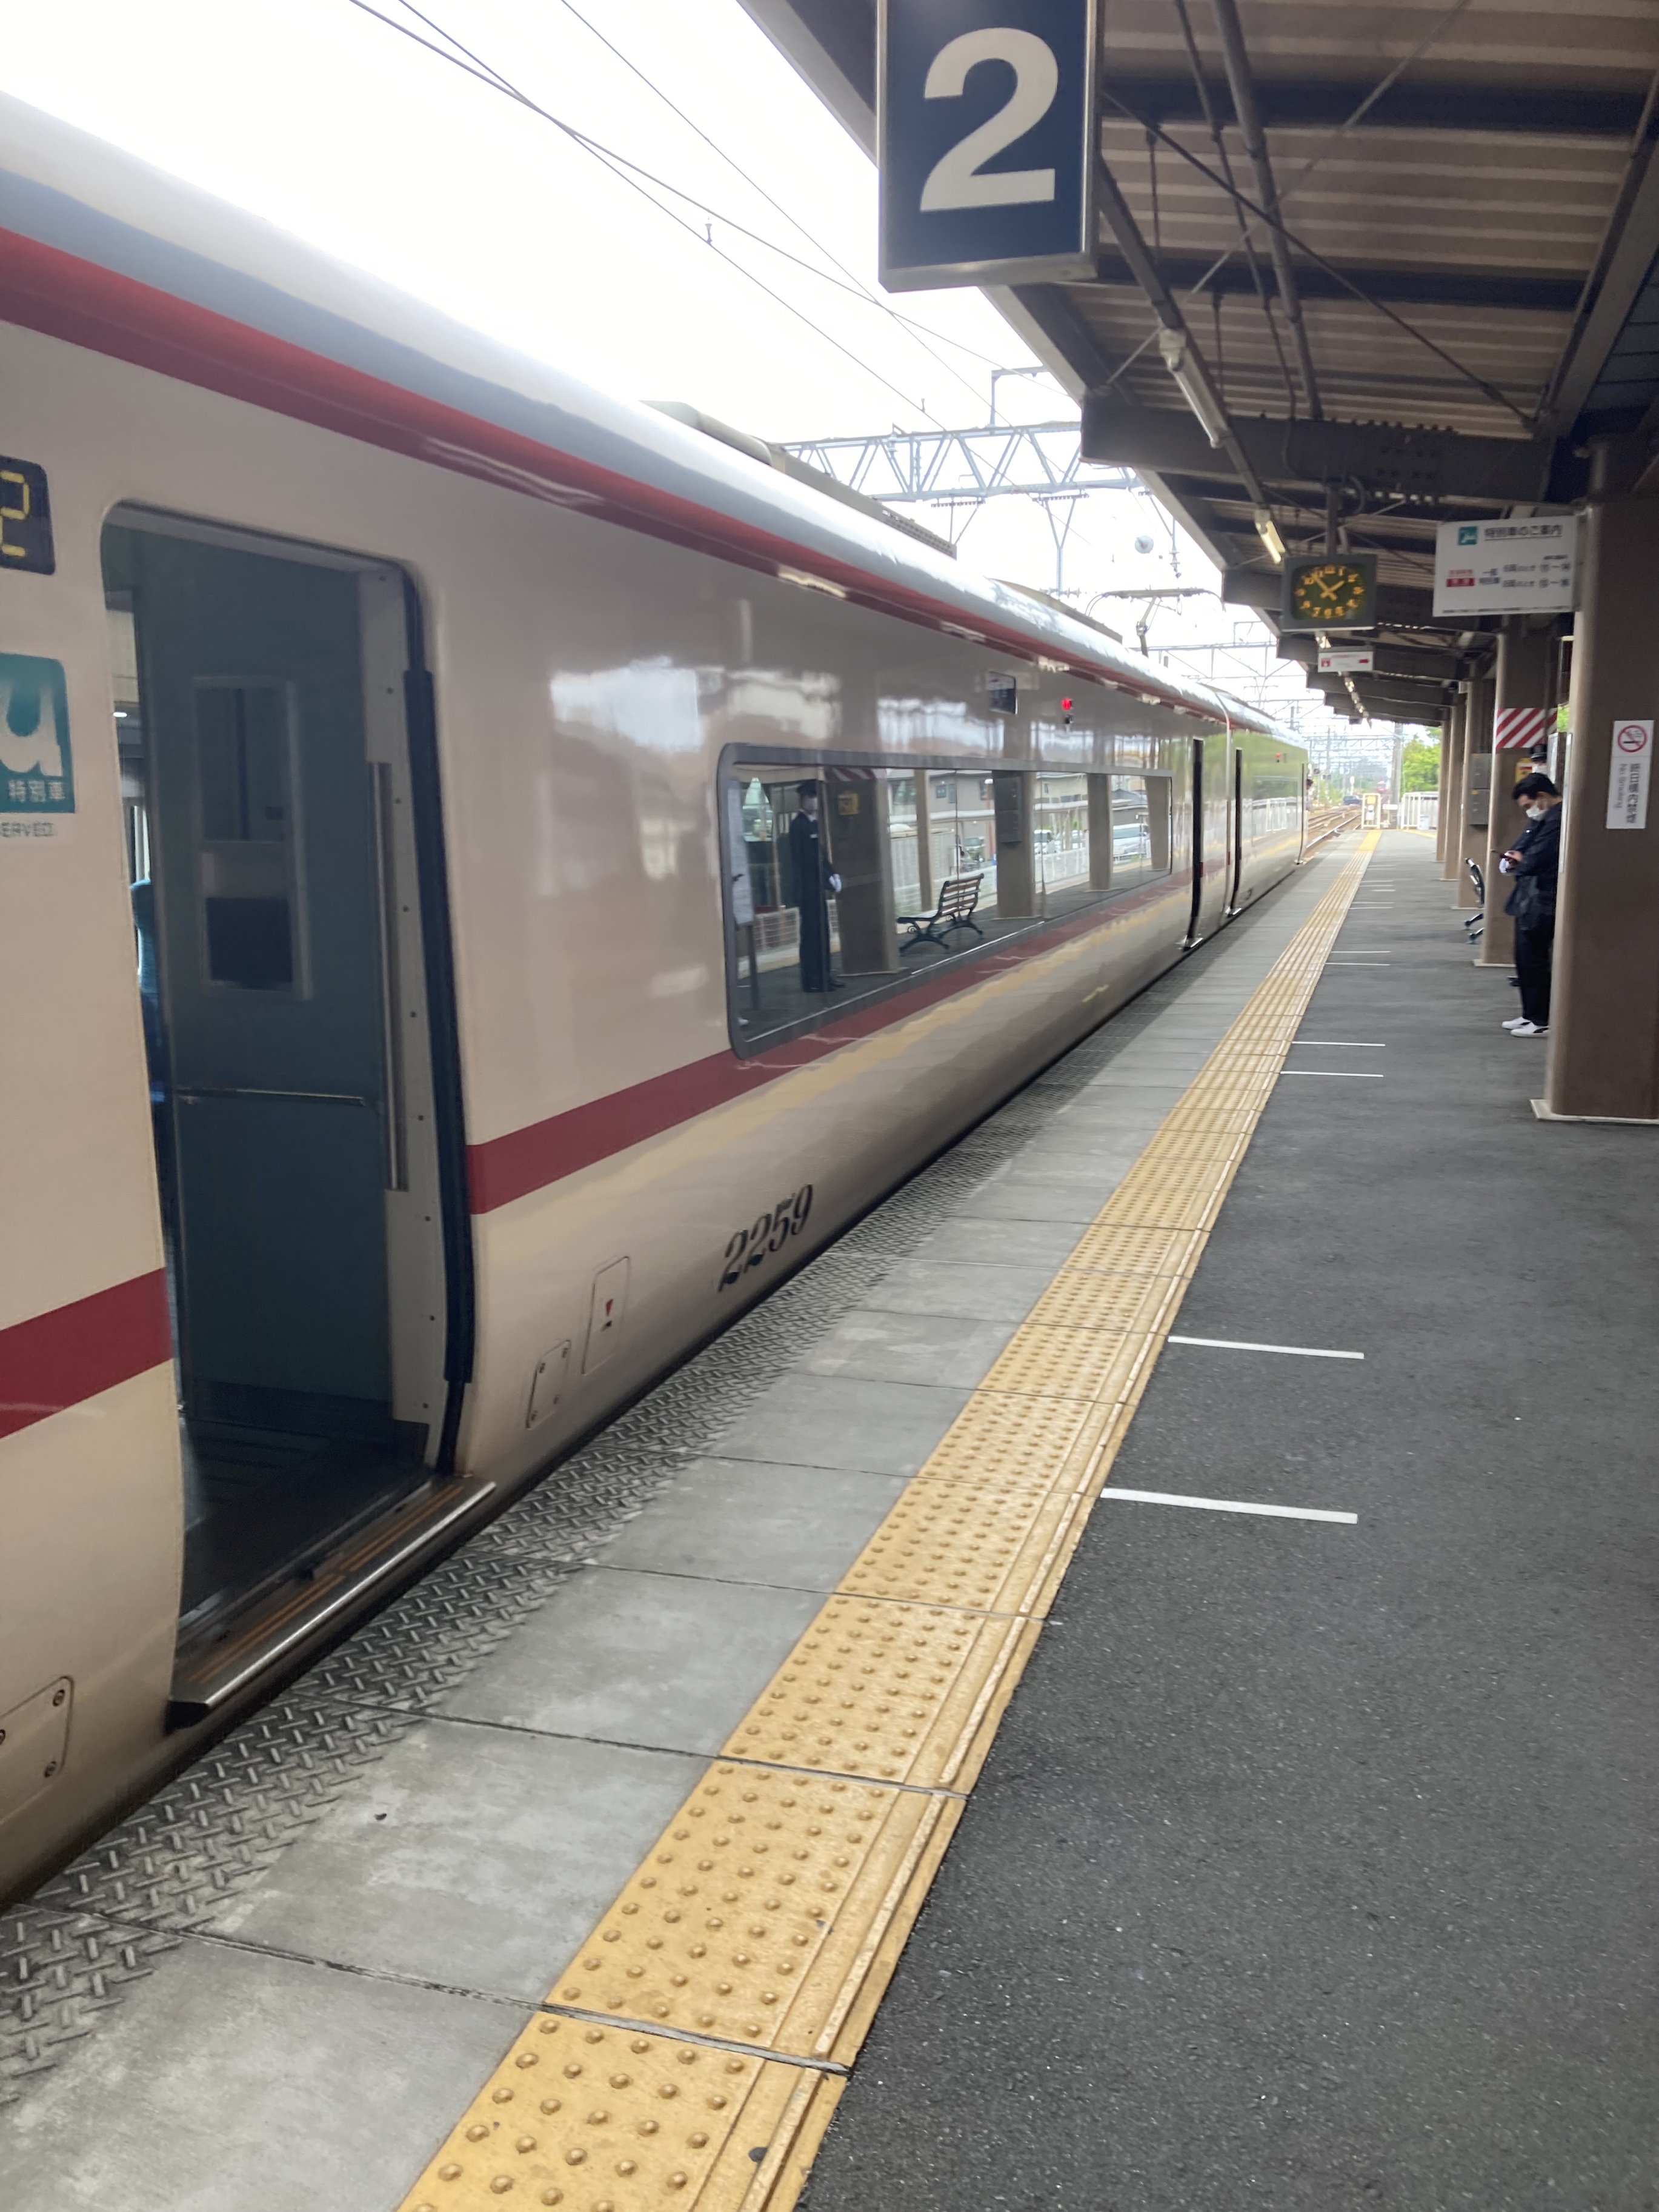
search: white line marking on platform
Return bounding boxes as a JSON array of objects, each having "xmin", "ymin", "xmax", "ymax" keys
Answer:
[
  {"xmin": 1294, "ymin": 1040, "xmax": 1385, "ymax": 1048},
  {"xmin": 1325, "ymin": 960, "xmax": 1391, "ymax": 966},
  {"xmin": 1102, "ymin": 1487, "xmax": 1357, "ymax": 1524},
  {"xmin": 1168, "ymin": 1335, "xmax": 1364, "ymax": 1358},
  {"xmin": 1278, "ymin": 1068, "xmax": 1384, "ymax": 1078}
]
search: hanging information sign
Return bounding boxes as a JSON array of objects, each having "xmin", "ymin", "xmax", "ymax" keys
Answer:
[
  {"xmin": 1433, "ymin": 517, "xmax": 1577, "ymax": 617},
  {"xmin": 1606, "ymin": 719, "xmax": 1653, "ymax": 831},
  {"xmin": 879, "ymin": 0, "xmax": 1099, "ymax": 291}
]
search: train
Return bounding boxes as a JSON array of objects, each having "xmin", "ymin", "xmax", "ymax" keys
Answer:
[{"xmin": 0, "ymin": 91, "xmax": 1306, "ymax": 1896}]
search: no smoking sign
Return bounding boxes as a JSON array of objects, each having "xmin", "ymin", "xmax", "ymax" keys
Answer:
[{"xmin": 1607, "ymin": 719, "xmax": 1653, "ymax": 830}]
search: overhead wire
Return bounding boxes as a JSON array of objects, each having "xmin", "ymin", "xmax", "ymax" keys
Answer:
[
  {"xmin": 1095, "ymin": 0, "xmax": 1478, "ymax": 410},
  {"xmin": 344, "ymin": 0, "xmax": 1146, "ymax": 597},
  {"xmin": 340, "ymin": 0, "xmax": 946, "ymax": 419},
  {"xmin": 542, "ymin": 0, "xmax": 1023, "ymax": 410},
  {"xmin": 1171, "ymin": 0, "xmax": 1296, "ymax": 416},
  {"xmin": 1105, "ymin": 98, "xmax": 1529, "ymax": 423},
  {"xmin": 365, "ymin": 0, "xmax": 1060, "ymax": 424}
]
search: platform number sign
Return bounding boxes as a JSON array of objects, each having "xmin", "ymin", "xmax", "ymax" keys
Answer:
[
  {"xmin": 879, "ymin": 0, "xmax": 1099, "ymax": 292},
  {"xmin": 0, "ymin": 455, "xmax": 55, "ymax": 574}
]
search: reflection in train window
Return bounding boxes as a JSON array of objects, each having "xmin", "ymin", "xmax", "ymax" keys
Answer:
[
  {"xmin": 724, "ymin": 759, "xmax": 1176, "ymax": 1052},
  {"xmin": 1104, "ymin": 773, "xmax": 1170, "ymax": 892},
  {"xmin": 194, "ymin": 680, "xmax": 302, "ymax": 991}
]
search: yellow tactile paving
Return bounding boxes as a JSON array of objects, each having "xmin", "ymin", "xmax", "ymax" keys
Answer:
[
  {"xmin": 722, "ymin": 1597, "xmax": 1029, "ymax": 1784},
  {"xmin": 548, "ymin": 1763, "xmax": 961, "ymax": 2062},
  {"xmin": 1025, "ymin": 1264, "xmax": 1186, "ymax": 1336},
  {"xmin": 1063, "ymin": 1222, "xmax": 1206, "ymax": 1277},
  {"xmin": 394, "ymin": 835, "xmax": 1378, "ymax": 2212},
  {"xmin": 837, "ymin": 1475, "xmax": 1085, "ymax": 1613},
  {"xmin": 401, "ymin": 2015, "xmax": 839, "ymax": 2212},
  {"xmin": 1097, "ymin": 1163, "xmax": 1238, "ymax": 1232},
  {"xmin": 904, "ymin": 1384, "xmax": 1100, "ymax": 1492},
  {"xmin": 976, "ymin": 1320, "xmax": 1154, "ymax": 1406}
]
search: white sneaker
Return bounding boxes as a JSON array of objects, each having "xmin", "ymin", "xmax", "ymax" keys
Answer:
[
  {"xmin": 1511, "ymin": 1021, "xmax": 1548, "ymax": 1037},
  {"xmin": 1501, "ymin": 1017, "xmax": 1528, "ymax": 1029}
]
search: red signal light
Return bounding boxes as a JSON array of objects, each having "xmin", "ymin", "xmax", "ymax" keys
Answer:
[{"xmin": 1060, "ymin": 697, "xmax": 1072, "ymax": 712}]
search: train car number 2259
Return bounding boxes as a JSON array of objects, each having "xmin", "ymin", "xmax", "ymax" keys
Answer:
[{"xmin": 718, "ymin": 1184, "xmax": 814, "ymax": 1290}]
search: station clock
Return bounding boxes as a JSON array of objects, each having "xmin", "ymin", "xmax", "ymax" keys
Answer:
[{"xmin": 1282, "ymin": 553, "xmax": 1377, "ymax": 632}]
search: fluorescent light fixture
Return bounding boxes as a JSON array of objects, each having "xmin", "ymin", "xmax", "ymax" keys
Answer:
[
  {"xmin": 1253, "ymin": 508, "xmax": 1285, "ymax": 566},
  {"xmin": 1157, "ymin": 330, "xmax": 1228, "ymax": 448}
]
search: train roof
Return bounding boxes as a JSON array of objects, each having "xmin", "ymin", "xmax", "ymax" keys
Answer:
[{"xmin": 0, "ymin": 92, "xmax": 1297, "ymax": 743}]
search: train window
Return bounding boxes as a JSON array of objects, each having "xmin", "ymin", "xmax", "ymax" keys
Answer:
[
  {"xmin": 194, "ymin": 680, "xmax": 302, "ymax": 991},
  {"xmin": 1034, "ymin": 772, "xmax": 1092, "ymax": 917},
  {"xmin": 724, "ymin": 757, "xmax": 1175, "ymax": 1051},
  {"xmin": 1102, "ymin": 773, "xmax": 1171, "ymax": 892}
]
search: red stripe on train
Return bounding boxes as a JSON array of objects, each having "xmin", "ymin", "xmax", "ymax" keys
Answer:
[
  {"xmin": 0, "ymin": 1270, "xmax": 173, "ymax": 1440},
  {"xmin": 0, "ymin": 225, "xmax": 1203, "ymax": 713},
  {"xmin": 466, "ymin": 874, "xmax": 1189, "ymax": 1211}
]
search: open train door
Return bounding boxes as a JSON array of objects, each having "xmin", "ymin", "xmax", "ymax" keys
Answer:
[{"xmin": 105, "ymin": 513, "xmax": 465, "ymax": 1642}]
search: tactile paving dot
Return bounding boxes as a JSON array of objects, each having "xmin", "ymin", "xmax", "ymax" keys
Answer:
[
  {"xmin": 548, "ymin": 1762, "xmax": 951, "ymax": 2055},
  {"xmin": 977, "ymin": 1323, "xmax": 1152, "ymax": 1407},
  {"xmin": 837, "ymin": 1475, "xmax": 1084, "ymax": 1612},
  {"xmin": 725, "ymin": 1596, "xmax": 1033, "ymax": 1785},
  {"xmin": 400, "ymin": 2013, "xmax": 826, "ymax": 2211}
]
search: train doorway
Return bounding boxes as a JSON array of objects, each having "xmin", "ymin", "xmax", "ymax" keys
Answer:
[
  {"xmin": 1186, "ymin": 737, "xmax": 1206, "ymax": 945},
  {"xmin": 104, "ymin": 516, "xmax": 456, "ymax": 1632}
]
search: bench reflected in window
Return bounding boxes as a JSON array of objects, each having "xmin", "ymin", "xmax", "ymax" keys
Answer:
[{"xmin": 725, "ymin": 758, "xmax": 1172, "ymax": 1052}]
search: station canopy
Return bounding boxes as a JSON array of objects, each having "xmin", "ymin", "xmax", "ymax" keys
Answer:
[{"xmin": 740, "ymin": 1, "xmax": 1659, "ymax": 723}]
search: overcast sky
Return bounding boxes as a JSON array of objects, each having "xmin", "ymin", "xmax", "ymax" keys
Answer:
[{"xmin": 5, "ymin": 0, "xmax": 1391, "ymax": 743}]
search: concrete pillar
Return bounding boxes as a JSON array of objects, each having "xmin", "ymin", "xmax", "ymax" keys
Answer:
[
  {"xmin": 1454, "ymin": 670, "xmax": 1492, "ymax": 908},
  {"xmin": 1546, "ymin": 494, "xmax": 1659, "ymax": 1120},
  {"xmin": 991, "ymin": 770, "xmax": 1037, "ymax": 917},
  {"xmin": 1087, "ymin": 772, "xmax": 1113, "ymax": 889},
  {"xmin": 1476, "ymin": 622, "xmax": 1554, "ymax": 967},
  {"xmin": 1440, "ymin": 695, "xmax": 1466, "ymax": 877},
  {"xmin": 825, "ymin": 766, "xmax": 900, "ymax": 972},
  {"xmin": 911, "ymin": 770, "xmax": 934, "ymax": 913},
  {"xmin": 1432, "ymin": 705, "xmax": 1453, "ymax": 862}
]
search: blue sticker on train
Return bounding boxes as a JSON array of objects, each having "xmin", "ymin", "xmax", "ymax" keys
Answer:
[{"xmin": 0, "ymin": 653, "xmax": 74, "ymax": 814}]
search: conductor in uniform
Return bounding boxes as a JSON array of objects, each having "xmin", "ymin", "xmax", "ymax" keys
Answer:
[{"xmin": 788, "ymin": 780, "xmax": 842, "ymax": 992}]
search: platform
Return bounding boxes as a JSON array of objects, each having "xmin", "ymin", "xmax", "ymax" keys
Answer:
[{"xmin": 4, "ymin": 832, "xmax": 1655, "ymax": 2210}]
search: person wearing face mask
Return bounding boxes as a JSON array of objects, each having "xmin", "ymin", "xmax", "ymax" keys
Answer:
[{"xmin": 1498, "ymin": 772, "xmax": 1561, "ymax": 1037}]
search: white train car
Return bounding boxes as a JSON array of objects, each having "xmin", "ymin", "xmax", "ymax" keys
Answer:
[{"xmin": 0, "ymin": 95, "xmax": 1306, "ymax": 1894}]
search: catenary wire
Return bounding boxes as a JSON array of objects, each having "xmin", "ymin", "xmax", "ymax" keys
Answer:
[
  {"xmin": 341, "ymin": 0, "xmax": 946, "ymax": 419},
  {"xmin": 542, "ymin": 0, "xmax": 1019, "ymax": 406},
  {"xmin": 379, "ymin": 0, "xmax": 1052, "ymax": 421}
]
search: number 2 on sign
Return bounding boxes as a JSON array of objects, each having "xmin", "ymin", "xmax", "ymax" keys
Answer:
[
  {"xmin": 920, "ymin": 30, "xmax": 1059, "ymax": 211},
  {"xmin": 718, "ymin": 1184, "xmax": 814, "ymax": 1290}
]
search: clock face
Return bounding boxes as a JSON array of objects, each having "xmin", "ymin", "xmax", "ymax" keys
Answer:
[{"xmin": 1291, "ymin": 560, "xmax": 1371, "ymax": 623}]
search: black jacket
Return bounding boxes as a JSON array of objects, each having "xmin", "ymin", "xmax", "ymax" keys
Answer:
[{"xmin": 1506, "ymin": 803, "xmax": 1560, "ymax": 923}]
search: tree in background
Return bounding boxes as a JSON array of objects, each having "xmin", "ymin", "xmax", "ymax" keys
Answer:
[{"xmin": 1401, "ymin": 736, "xmax": 1441, "ymax": 792}]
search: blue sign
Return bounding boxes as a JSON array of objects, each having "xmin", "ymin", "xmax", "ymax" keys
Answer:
[{"xmin": 880, "ymin": 0, "xmax": 1097, "ymax": 292}]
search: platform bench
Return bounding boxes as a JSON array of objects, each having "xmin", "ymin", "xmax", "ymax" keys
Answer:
[{"xmin": 897, "ymin": 872, "xmax": 986, "ymax": 954}]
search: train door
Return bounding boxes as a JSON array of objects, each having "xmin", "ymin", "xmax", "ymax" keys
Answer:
[
  {"xmin": 1186, "ymin": 737, "xmax": 1207, "ymax": 944},
  {"xmin": 1229, "ymin": 745, "xmax": 1246, "ymax": 912},
  {"xmin": 104, "ymin": 516, "xmax": 453, "ymax": 1627}
]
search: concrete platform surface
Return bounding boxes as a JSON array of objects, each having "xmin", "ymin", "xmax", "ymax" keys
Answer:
[
  {"xmin": 0, "ymin": 844, "xmax": 1344, "ymax": 2212},
  {"xmin": 800, "ymin": 834, "xmax": 1659, "ymax": 2212}
]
